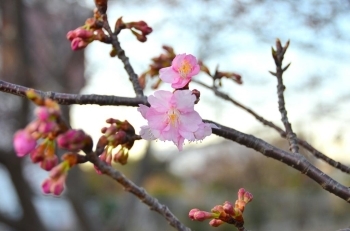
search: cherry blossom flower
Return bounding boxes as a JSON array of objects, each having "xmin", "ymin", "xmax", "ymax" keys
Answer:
[
  {"xmin": 138, "ymin": 90, "xmax": 213, "ymax": 150},
  {"xmin": 159, "ymin": 54, "xmax": 200, "ymax": 89}
]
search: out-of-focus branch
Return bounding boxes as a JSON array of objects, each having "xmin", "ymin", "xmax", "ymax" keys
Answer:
[
  {"xmin": 205, "ymin": 119, "xmax": 350, "ymax": 203},
  {"xmin": 193, "ymin": 80, "xmax": 350, "ymax": 174},
  {"xmin": 85, "ymin": 151, "xmax": 191, "ymax": 231},
  {"xmin": 270, "ymin": 39, "xmax": 299, "ymax": 154},
  {"xmin": 0, "ymin": 80, "xmax": 148, "ymax": 106}
]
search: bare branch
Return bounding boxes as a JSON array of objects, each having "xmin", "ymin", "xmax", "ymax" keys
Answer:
[
  {"xmin": 86, "ymin": 151, "xmax": 191, "ymax": 231},
  {"xmin": 205, "ymin": 119, "xmax": 350, "ymax": 203},
  {"xmin": 0, "ymin": 80, "xmax": 148, "ymax": 106},
  {"xmin": 95, "ymin": 2, "xmax": 145, "ymax": 98},
  {"xmin": 193, "ymin": 80, "xmax": 350, "ymax": 174},
  {"xmin": 271, "ymin": 39, "xmax": 299, "ymax": 154}
]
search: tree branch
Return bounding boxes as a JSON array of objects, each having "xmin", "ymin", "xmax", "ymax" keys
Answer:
[
  {"xmin": 97, "ymin": 6, "xmax": 145, "ymax": 98},
  {"xmin": 270, "ymin": 39, "xmax": 299, "ymax": 154},
  {"xmin": 193, "ymin": 80, "xmax": 350, "ymax": 174},
  {"xmin": 85, "ymin": 151, "xmax": 191, "ymax": 231},
  {"xmin": 205, "ymin": 119, "xmax": 350, "ymax": 203},
  {"xmin": 0, "ymin": 80, "xmax": 148, "ymax": 106}
]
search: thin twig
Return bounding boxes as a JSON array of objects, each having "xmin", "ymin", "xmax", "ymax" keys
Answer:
[
  {"xmin": 194, "ymin": 80, "xmax": 350, "ymax": 174},
  {"xmin": 205, "ymin": 119, "xmax": 350, "ymax": 203},
  {"xmin": 271, "ymin": 39, "xmax": 299, "ymax": 153},
  {"xmin": 86, "ymin": 151, "xmax": 191, "ymax": 231},
  {"xmin": 98, "ymin": 11, "xmax": 144, "ymax": 98},
  {"xmin": 0, "ymin": 80, "xmax": 148, "ymax": 106}
]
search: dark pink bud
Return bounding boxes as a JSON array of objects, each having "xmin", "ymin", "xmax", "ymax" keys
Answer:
[
  {"xmin": 238, "ymin": 188, "xmax": 246, "ymax": 201},
  {"xmin": 209, "ymin": 219, "xmax": 224, "ymax": 227},
  {"xmin": 223, "ymin": 201, "xmax": 234, "ymax": 215},
  {"xmin": 189, "ymin": 208, "xmax": 200, "ymax": 219},
  {"xmin": 40, "ymin": 155, "xmax": 58, "ymax": 171},
  {"xmin": 13, "ymin": 130, "xmax": 37, "ymax": 157},
  {"xmin": 71, "ymin": 37, "xmax": 89, "ymax": 50},
  {"xmin": 193, "ymin": 211, "xmax": 213, "ymax": 221},
  {"xmin": 66, "ymin": 30, "xmax": 77, "ymax": 41},
  {"xmin": 244, "ymin": 191, "xmax": 253, "ymax": 203},
  {"xmin": 57, "ymin": 129, "xmax": 88, "ymax": 151},
  {"xmin": 74, "ymin": 28, "xmax": 94, "ymax": 39}
]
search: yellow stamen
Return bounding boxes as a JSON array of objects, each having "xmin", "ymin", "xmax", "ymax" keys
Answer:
[
  {"xmin": 168, "ymin": 108, "xmax": 179, "ymax": 127},
  {"xmin": 178, "ymin": 60, "xmax": 192, "ymax": 78}
]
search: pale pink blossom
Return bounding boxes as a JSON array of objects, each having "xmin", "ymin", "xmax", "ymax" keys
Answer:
[
  {"xmin": 159, "ymin": 54, "xmax": 200, "ymax": 89},
  {"xmin": 138, "ymin": 90, "xmax": 212, "ymax": 150}
]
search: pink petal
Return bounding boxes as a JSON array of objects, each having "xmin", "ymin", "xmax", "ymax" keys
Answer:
[
  {"xmin": 148, "ymin": 90, "xmax": 172, "ymax": 112},
  {"xmin": 159, "ymin": 67, "xmax": 180, "ymax": 83},
  {"xmin": 194, "ymin": 123, "xmax": 212, "ymax": 140},
  {"xmin": 173, "ymin": 90, "xmax": 196, "ymax": 112},
  {"xmin": 179, "ymin": 111, "xmax": 202, "ymax": 132},
  {"xmin": 189, "ymin": 63, "xmax": 200, "ymax": 77},
  {"xmin": 139, "ymin": 126, "xmax": 156, "ymax": 140},
  {"xmin": 137, "ymin": 104, "xmax": 150, "ymax": 118},
  {"xmin": 171, "ymin": 78, "xmax": 191, "ymax": 89},
  {"xmin": 171, "ymin": 54, "xmax": 186, "ymax": 70}
]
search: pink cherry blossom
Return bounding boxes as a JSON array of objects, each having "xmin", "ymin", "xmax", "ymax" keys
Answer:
[
  {"xmin": 13, "ymin": 130, "xmax": 37, "ymax": 157},
  {"xmin": 159, "ymin": 54, "xmax": 200, "ymax": 89},
  {"xmin": 138, "ymin": 90, "xmax": 212, "ymax": 150}
]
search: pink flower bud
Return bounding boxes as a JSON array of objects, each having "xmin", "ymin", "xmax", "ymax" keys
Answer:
[
  {"xmin": 244, "ymin": 191, "xmax": 253, "ymax": 203},
  {"xmin": 13, "ymin": 130, "xmax": 37, "ymax": 157},
  {"xmin": 40, "ymin": 155, "xmax": 58, "ymax": 171},
  {"xmin": 57, "ymin": 129, "xmax": 88, "ymax": 151},
  {"xmin": 71, "ymin": 37, "xmax": 89, "ymax": 50},
  {"xmin": 66, "ymin": 30, "xmax": 77, "ymax": 41},
  {"xmin": 237, "ymin": 188, "xmax": 246, "ymax": 201},
  {"xmin": 193, "ymin": 211, "xmax": 213, "ymax": 221},
  {"xmin": 223, "ymin": 201, "xmax": 234, "ymax": 215},
  {"xmin": 74, "ymin": 28, "xmax": 94, "ymax": 39},
  {"xmin": 209, "ymin": 219, "xmax": 224, "ymax": 227},
  {"xmin": 189, "ymin": 208, "xmax": 200, "ymax": 219}
]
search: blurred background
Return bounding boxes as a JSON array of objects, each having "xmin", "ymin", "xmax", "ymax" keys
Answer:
[{"xmin": 1, "ymin": 0, "xmax": 350, "ymax": 230}]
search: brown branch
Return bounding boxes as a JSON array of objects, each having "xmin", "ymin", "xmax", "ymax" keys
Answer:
[
  {"xmin": 85, "ymin": 151, "xmax": 191, "ymax": 231},
  {"xmin": 271, "ymin": 39, "xmax": 299, "ymax": 153},
  {"xmin": 96, "ymin": 4, "xmax": 145, "ymax": 98},
  {"xmin": 205, "ymin": 119, "xmax": 350, "ymax": 203},
  {"xmin": 193, "ymin": 80, "xmax": 350, "ymax": 174},
  {"xmin": 0, "ymin": 80, "xmax": 148, "ymax": 106}
]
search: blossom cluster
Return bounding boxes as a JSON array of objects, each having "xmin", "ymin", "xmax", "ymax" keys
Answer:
[
  {"xmin": 189, "ymin": 188, "xmax": 253, "ymax": 228},
  {"xmin": 12, "ymin": 90, "xmax": 92, "ymax": 196},
  {"xmin": 95, "ymin": 119, "xmax": 137, "ymax": 173},
  {"xmin": 138, "ymin": 54, "xmax": 216, "ymax": 150}
]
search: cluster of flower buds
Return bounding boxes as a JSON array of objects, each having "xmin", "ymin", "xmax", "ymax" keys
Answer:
[
  {"xmin": 189, "ymin": 188, "xmax": 253, "ymax": 228},
  {"xmin": 115, "ymin": 17, "xmax": 152, "ymax": 42},
  {"xmin": 94, "ymin": 119, "xmax": 137, "ymax": 172},
  {"xmin": 42, "ymin": 153, "xmax": 78, "ymax": 196},
  {"xmin": 66, "ymin": 6, "xmax": 110, "ymax": 51},
  {"xmin": 13, "ymin": 90, "xmax": 94, "ymax": 196},
  {"xmin": 13, "ymin": 90, "xmax": 64, "ymax": 170},
  {"xmin": 57, "ymin": 129, "xmax": 93, "ymax": 154}
]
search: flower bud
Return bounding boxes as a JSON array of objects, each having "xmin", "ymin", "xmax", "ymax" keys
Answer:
[
  {"xmin": 209, "ymin": 219, "xmax": 224, "ymax": 227},
  {"xmin": 13, "ymin": 130, "xmax": 37, "ymax": 157}
]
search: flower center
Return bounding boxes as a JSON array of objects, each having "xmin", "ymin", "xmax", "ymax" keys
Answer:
[
  {"xmin": 178, "ymin": 60, "xmax": 192, "ymax": 78},
  {"xmin": 167, "ymin": 108, "xmax": 180, "ymax": 127}
]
